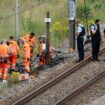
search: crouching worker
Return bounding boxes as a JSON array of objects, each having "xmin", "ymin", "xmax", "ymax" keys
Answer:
[
  {"xmin": 20, "ymin": 38, "xmax": 30, "ymax": 81},
  {"xmin": 0, "ymin": 40, "xmax": 10, "ymax": 84},
  {"xmin": 38, "ymin": 37, "xmax": 46, "ymax": 67},
  {"xmin": 38, "ymin": 36, "xmax": 60, "ymax": 66}
]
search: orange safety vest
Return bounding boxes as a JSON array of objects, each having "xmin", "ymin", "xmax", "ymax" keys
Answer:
[
  {"xmin": 39, "ymin": 42, "xmax": 43, "ymax": 55},
  {"xmin": 0, "ymin": 44, "xmax": 9, "ymax": 58},
  {"xmin": 22, "ymin": 43, "xmax": 30, "ymax": 58},
  {"xmin": 0, "ymin": 44, "xmax": 2, "ymax": 57},
  {"xmin": 22, "ymin": 35, "xmax": 36, "ymax": 47},
  {"xmin": 9, "ymin": 40, "xmax": 19, "ymax": 55}
]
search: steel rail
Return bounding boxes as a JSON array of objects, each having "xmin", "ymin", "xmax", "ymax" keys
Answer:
[
  {"xmin": 54, "ymin": 68, "xmax": 105, "ymax": 105},
  {"xmin": 12, "ymin": 47, "xmax": 105, "ymax": 105}
]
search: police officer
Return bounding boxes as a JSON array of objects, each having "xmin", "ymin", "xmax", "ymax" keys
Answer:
[
  {"xmin": 90, "ymin": 19, "xmax": 101, "ymax": 61},
  {"xmin": 76, "ymin": 20, "xmax": 85, "ymax": 62},
  {"xmin": 103, "ymin": 29, "xmax": 105, "ymax": 38}
]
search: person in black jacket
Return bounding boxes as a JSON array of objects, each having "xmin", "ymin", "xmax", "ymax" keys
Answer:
[
  {"xmin": 76, "ymin": 21, "xmax": 85, "ymax": 62},
  {"xmin": 103, "ymin": 29, "xmax": 105, "ymax": 38},
  {"xmin": 90, "ymin": 19, "xmax": 101, "ymax": 61}
]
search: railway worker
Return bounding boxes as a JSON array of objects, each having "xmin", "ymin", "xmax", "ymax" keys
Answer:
[
  {"xmin": 9, "ymin": 36, "xmax": 19, "ymax": 70},
  {"xmin": 90, "ymin": 19, "xmax": 101, "ymax": 61},
  {"xmin": 38, "ymin": 36, "xmax": 60, "ymax": 66},
  {"xmin": 21, "ymin": 38, "xmax": 31, "ymax": 73},
  {"xmin": 38, "ymin": 37, "xmax": 46, "ymax": 66},
  {"xmin": 75, "ymin": 20, "xmax": 85, "ymax": 62},
  {"xmin": 0, "ymin": 40, "xmax": 10, "ymax": 84},
  {"xmin": 22, "ymin": 32, "xmax": 36, "ymax": 59}
]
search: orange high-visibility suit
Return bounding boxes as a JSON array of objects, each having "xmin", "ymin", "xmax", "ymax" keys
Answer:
[
  {"xmin": 9, "ymin": 40, "xmax": 19, "ymax": 69},
  {"xmin": 0, "ymin": 43, "xmax": 9, "ymax": 80},
  {"xmin": 39, "ymin": 42, "xmax": 43, "ymax": 56},
  {"xmin": 39, "ymin": 42, "xmax": 46, "ymax": 66},
  {"xmin": 22, "ymin": 43, "xmax": 30, "ymax": 72},
  {"xmin": 22, "ymin": 35, "xmax": 36, "ymax": 58}
]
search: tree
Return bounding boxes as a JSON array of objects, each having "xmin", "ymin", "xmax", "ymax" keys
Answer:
[{"xmin": 77, "ymin": 5, "xmax": 92, "ymax": 20}]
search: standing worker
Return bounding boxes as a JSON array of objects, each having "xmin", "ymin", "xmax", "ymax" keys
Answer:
[
  {"xmin": 90, "ymin": 19, "xmax": 101, "ymax": 61},
  {"xmin": 22, "ymin": 32, "xmax": 36, "ymax": 59},
  {"xmin": 9, "ymin": 36, "xmax": 19, "ymax": 70},
  {"xmin": 0, "ymin": 40, "xmax": 10, "ymax": 84},
  {"xmin": 75, "ymin": 20, "xmax": 85, "ymax": 62},
  {"xmin": 21, "ymin": 38, "xmax": 30, "ymax": 73}
]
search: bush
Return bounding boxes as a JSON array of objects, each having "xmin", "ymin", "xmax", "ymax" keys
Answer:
[
  {"xmin": 77, "ymin": 5, "xmax": 92, "ymax": 20},
  {"xmin": 50, "ymin": 19, "xmax": 68, "ymax": 47}
]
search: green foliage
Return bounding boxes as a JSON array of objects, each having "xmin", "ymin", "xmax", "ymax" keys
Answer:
[
  {"xmin": 94, "ymin": 3, "xmax": 102, "ymax": 10},
  {"xmin": 77, "ymin": 5, "xmax": 92, "ymax": 20},
  {"xmin": 8, "ymin": 72, "xmax": 20, "ymax": 86},
  {"xmin": 25, "ymin": 17, "xmax": 44, "ymax": 35},
  {"xmin": 50, "ymin": 18, "xmax": 68, "ymax": 47}
]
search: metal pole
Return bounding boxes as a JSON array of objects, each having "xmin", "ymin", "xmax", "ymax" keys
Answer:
[
  {"xmin": 45, "ymin": 11, "xmax": 51, "ymax": 63},
  {"xmin": 16, "ymin": 0, "xmax": 19, "ymax": 40},
  {"xmin": 68, "ymin": 0, "xmax": 76, "ymax": 51},
  {"xmin": 84, "ymin": 0, "xmax": 89, "ymax": 40}
]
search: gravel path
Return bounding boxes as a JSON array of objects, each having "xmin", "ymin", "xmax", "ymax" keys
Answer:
[
  {"xmin": 65, "ymin": 73, "xmax": 105, "ymax": 105},
  {"xmin": 85, "ymin": 95, "xmax": 105, "ymax": 105},
  {"xmin": 25, "ymin": 53, "xmax": 105, "ymax": 105}
]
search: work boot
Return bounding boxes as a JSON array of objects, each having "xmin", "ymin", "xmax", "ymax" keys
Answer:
[
  {"xmin": 25, "ymin": 73, "xmax": 30, "ymax": 82},
  {"xmin": 92, "ymin": 58, "xmax": 99, "ymax": 62},
  {"xmin": 75, "ymin": 59, "xmax": 83, "ymax": 63},
  {"xmin": 2, "ymin": 80, "xmax": 7, "ymax": 85},
  {"xmin": 96, "ymin": 58, "xmax": 99, "ymax": 61}
]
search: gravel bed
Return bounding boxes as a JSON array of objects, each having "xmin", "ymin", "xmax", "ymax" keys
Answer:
[
  {"xmin": 0, "ymin": 37, "xmax": 105, "ymax": 105},
  {"xmin": 65, "ymin": 75, "xmax": 105, "ymax": 105},
  {"xmin": 85, "ymin": 95, "xmax": 105, "ymax": 105},
  {"xmin": 0, "ymin": 41, "xmax": 78, "ymax": 105},
  {"xmin": 25, "ymin": 53, "xmax": 105, "ymax": 105},
  {"xmin": 0, "ymin": 59, "xmax": 76, "ymax": 105}
]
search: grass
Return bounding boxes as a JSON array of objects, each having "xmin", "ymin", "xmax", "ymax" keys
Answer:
[
  {"xmin": 77, "ymin": 0, "xmax": 105, "ymax": 19},
  {"xmin": 0, "ymin": 0, "xmax": 104, "ymax": 39},
  {"xmin": 0, "ymin": 0, "xmax": 68, "ymax": 42},
  {"xmin": 0, "ymin": 0, "xmax": 104, "ymax": 48}
]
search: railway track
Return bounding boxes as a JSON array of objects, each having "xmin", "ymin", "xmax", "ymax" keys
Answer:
[
  {"xmin": 54, "ymin": 69, "xmax": 105, "ymax": 105},
  {"xmin": 12, "ymin": 47, "xmax": 105, "ymax": 105}
]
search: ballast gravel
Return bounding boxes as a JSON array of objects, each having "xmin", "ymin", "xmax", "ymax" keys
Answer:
[
  {"xmin": 0, "ymin": 41, "xmax": 78, "ymax": 105},
  {"xmin": 65, "ymin": 76, "xmax": 105, "ymax": 105},
  {"xmin": 25, "ymin": 54, "xmax": 105, "ymax": 105},
  {"xmin": 0, "ymin": 37, "xmax": 105, "ymax": 105}
]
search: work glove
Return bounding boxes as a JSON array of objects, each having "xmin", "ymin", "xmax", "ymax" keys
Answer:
[
  {"xmin": 17, "ymin": 54, "xmax": 20, "ymax": 58},
  {"xmin": 58, "ymin": 51, "xmax": 61, "ymax": 53},
  {"xmin": 0, "ymin": 58, "xmax": 2, "ymax": 64},
  {"xmin": 4, "ymin": 58, "xmax": 7, "ymax": 63},
  {"xmin": 37, "ymin": 54, "xmax": 40, "ymax": 57},
  {"xmin": 2, "ymin": 80, "xmax": 7, "ymax": 85}
]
